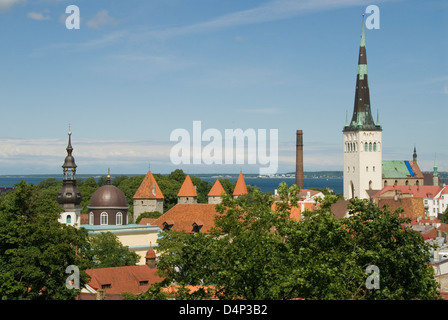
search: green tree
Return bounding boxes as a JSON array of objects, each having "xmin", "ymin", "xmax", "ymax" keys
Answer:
[
  {"xmin": 154, "ymin": 182, "xmax": 441, "ymax": 300},
  {"xmin": 88, "ymin": 232, "xmax": 139, "ymax": 268},
  {"xmin": 0, "ymin": 181, "xmax": 92, "ymax": 300}
]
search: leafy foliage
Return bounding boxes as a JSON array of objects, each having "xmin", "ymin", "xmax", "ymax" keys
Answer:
[
  {"xmin": 87, "ymin": 232, "xmax": 139, "ymax": 268},
  {"xmin": 153, "ymin": 182, "xmax": 441, "ymax": 300},
  {"xmin": 0, "ymin": 181, "xmax": 92, "ymax": 300}
]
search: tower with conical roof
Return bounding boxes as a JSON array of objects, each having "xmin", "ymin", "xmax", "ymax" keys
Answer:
[
  {"xmin": 343, "ymin": 15, "xmax": 382, "ymax": 200},
  {"xmin": 177, "ymin": 175, "xmax": 197, "ymax": 204},
  {"xmin": 57, "ymin": 126, "xmax": 82, "ymax": 227},
  {"xmin": 433, "ymin": 154, "xmax": 439, "ymax": 186},
  {"xmin": 233, "ymin": 171, "xmax": 248, "ymax": 199},
  {"xmin": 133, "ymin": 170, "xmax": 164, "ymax": 222},
  {"xmin": 208, "ymin": 179, "xmax": 226, "ymax": 204}
]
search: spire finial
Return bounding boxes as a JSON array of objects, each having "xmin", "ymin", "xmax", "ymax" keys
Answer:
[
  {"xmin": 433, "ymin": 153, "xmax": 438, "ymax": 177},
  {"xmin": 107, "ymin": 168, "xmax": 111, "ymax": 184},
  {"xmin": 360, "ymin": 13, "xmax": 366, "ymax": 48}
]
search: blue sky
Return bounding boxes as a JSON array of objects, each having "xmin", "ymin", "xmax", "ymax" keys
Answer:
[{"xmin": 0, "ymin": 0, "xmax": 446, "ymax": 175}]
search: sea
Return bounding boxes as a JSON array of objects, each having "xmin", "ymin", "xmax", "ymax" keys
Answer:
[{"xmin": 0, "ymin": 174, "xmax": 343, "ymax": 195}]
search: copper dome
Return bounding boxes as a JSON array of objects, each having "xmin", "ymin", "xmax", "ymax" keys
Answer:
[{"xmin": 88, "ymin": 184, "xmax": 129, "ymax": 209}]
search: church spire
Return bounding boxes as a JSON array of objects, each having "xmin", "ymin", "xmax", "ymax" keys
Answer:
[
  {"xmin": 62, "ymin": 124, "xmax": 77, "ymax": 180},
  {"xmin": 344, "ymin": 14, "xmax": 381, "ymax": 132}
]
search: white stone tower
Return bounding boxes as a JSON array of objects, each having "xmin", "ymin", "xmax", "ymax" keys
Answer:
[{"xmin": 343, "ymin": 15, "xmax": 382, "ymax": 200}]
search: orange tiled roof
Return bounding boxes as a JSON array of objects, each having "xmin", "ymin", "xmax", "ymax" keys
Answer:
[
  {"xmin": 233, "ymin": 172, "xmax": 248, "ymax": 196},
  {"xmin": 177, "ymin": 175, "xmax": 197, "ymax": 197},
  {"xmin": 153, "ymin": 203, "xmax": 221, "ymax": 233},
  {"xmin": 271, "ymin": 202, "xmax": 302, "ymax": 221},
  {"xmin": 133, "ymin": 171, "xmax": 164, "ymax": 199},
  {"xmin": 208, "ymin": 179, "xmax": 226, "ymax": 197},
  {"xmin": 378, "ymin": 198, "xmax": 425, "ymax": 220},
  {"xmin": 86, "ymin": 265, "xmax": 164, "ymax": 295}
]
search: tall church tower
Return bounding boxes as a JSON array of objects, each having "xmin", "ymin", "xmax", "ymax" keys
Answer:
[
  {"xmin": 57, "ymin": 126, "xmax": 82, "ymax": 227},
  {"xmin": 343, "ymin": 15, "xmax": 382, "ymax": 200}
]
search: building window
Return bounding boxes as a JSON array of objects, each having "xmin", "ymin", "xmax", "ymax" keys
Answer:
[
  {"xmin": 373, "ymin": 166, "xmax": 375, "ymax": 172},
  {"xmin": 101, "ymin": 212, "xmax": 108, "ymax": 225},
  {"xmin": 139, "ymin": 281, "xmax": 149, "ymax": 286},
  {"xmin": 66, "ymin": 215, "xmax": 71, "ymax": 224},
  {"xmin": 366, "ymin": 166, "xmax": 369, "ymax": 172},
  {"xmin": 373, "ymin": 142, "xmax": 377, "ymax": 151},
  {"xmin": 101, "ymin": 284, "xmax": 111, "ymax": 289},
  {"xmin": 369, "ymin": 180, "xmax": 372, "ymax": 190},
  {"xmin": 369, "ymin": 142, "xmax": 372, "ymax": 152},
  {"xmin": 116, "ymin": 212, "xmax": 123, "ymax": 225},
  {"xmin": 364, "ymin": 143, "xmax": 368, "ymax": 152},
  {"xmin": 89, "ymin": 212, "xmax": 94, "ymax": 225},
  {"xmin": 384, "ymin": 180, "xmax": 388, "ymax": 187}
]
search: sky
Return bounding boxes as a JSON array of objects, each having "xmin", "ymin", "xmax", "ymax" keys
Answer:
[{"xmin": 0, "ymin": 0, "xmax": 446, "ymax": 175}]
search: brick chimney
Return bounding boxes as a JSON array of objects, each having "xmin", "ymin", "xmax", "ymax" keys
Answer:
[{"xmin": 296, "ymin": 130, "xmax": 304, "ymax": 189}]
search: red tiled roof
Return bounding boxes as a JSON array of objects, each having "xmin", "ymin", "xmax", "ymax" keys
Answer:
[
  {"xmin": 86, "ymin": 265, "xmax": 164, "ymax": 295},
  {"xmin": 133, "ymin": 171, "xmax": 164, "ymax": 199},
  {"xmin": 138, "ymin": 217, "xmax": 158, "ymax": 225},
  {"xmin": 372, "ymin": 185, "xmax": 443, "ymax": 199},
  {"xmin": 208, "ymin": 179, "xmax": 226, "ymax": 197},
  {"xmin": 153, "ymin": 203, "xmax": 221, "ymax": 233},
  {"xmin": 408, "ymin": 161, "xmax": 424, "ymax": 178},
  {"xmin": 177, "ymin": 175, "xmax": 197, "ymax": 197},
  {"xmin": 233, "ymin": 172, "xmax": 248, "ymax": 196}
]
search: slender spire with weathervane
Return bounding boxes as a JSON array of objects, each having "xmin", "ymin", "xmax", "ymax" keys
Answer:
[
  {"xmin": 344, "ymin": 14, "xmax": 381, "ymax": 132},
  {"xmin": 57, "ymin": 125, "xmax": 82, "ymax": 226}
]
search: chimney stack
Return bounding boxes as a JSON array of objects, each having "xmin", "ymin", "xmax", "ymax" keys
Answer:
[{"xmin": 296, "ymin": 130, "xmax": 304, "ymax": 189}]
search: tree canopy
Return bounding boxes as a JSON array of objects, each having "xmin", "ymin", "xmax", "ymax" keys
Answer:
[
  {"xmin": 153, "ymin": 182, "xmax": 441, "ymax": 300},
  {"xmin": 0, "ymin": 181, "xmax": 92, "ymax": 300}
]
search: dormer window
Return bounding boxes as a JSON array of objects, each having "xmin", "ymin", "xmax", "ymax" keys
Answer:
[
  {"xmin": 163, "ymin": 221, "xmax": 174, "ymax": 231},
  {"xmin": 192, "ymin": 221, "xmax": 203, "ymax": 233}
]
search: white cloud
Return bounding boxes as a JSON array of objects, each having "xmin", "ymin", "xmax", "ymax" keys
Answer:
[
  {"xmin": 0, "ymin": 137, "xmax": 172, "ymax": 173},
  {"xmin": 86, "ymin": 9, "xmax": 118, "ymax": 29},
  {"xmin": 144, "ymin": 0, "xmax": 379, "ymax": 39},
  {"xmin": 0, "ymin": 0, "xmax": 23, "ymax": 12},
  {"xmin": 27, "ymin": 11, "xmax": 50, "ymax": 21}
]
